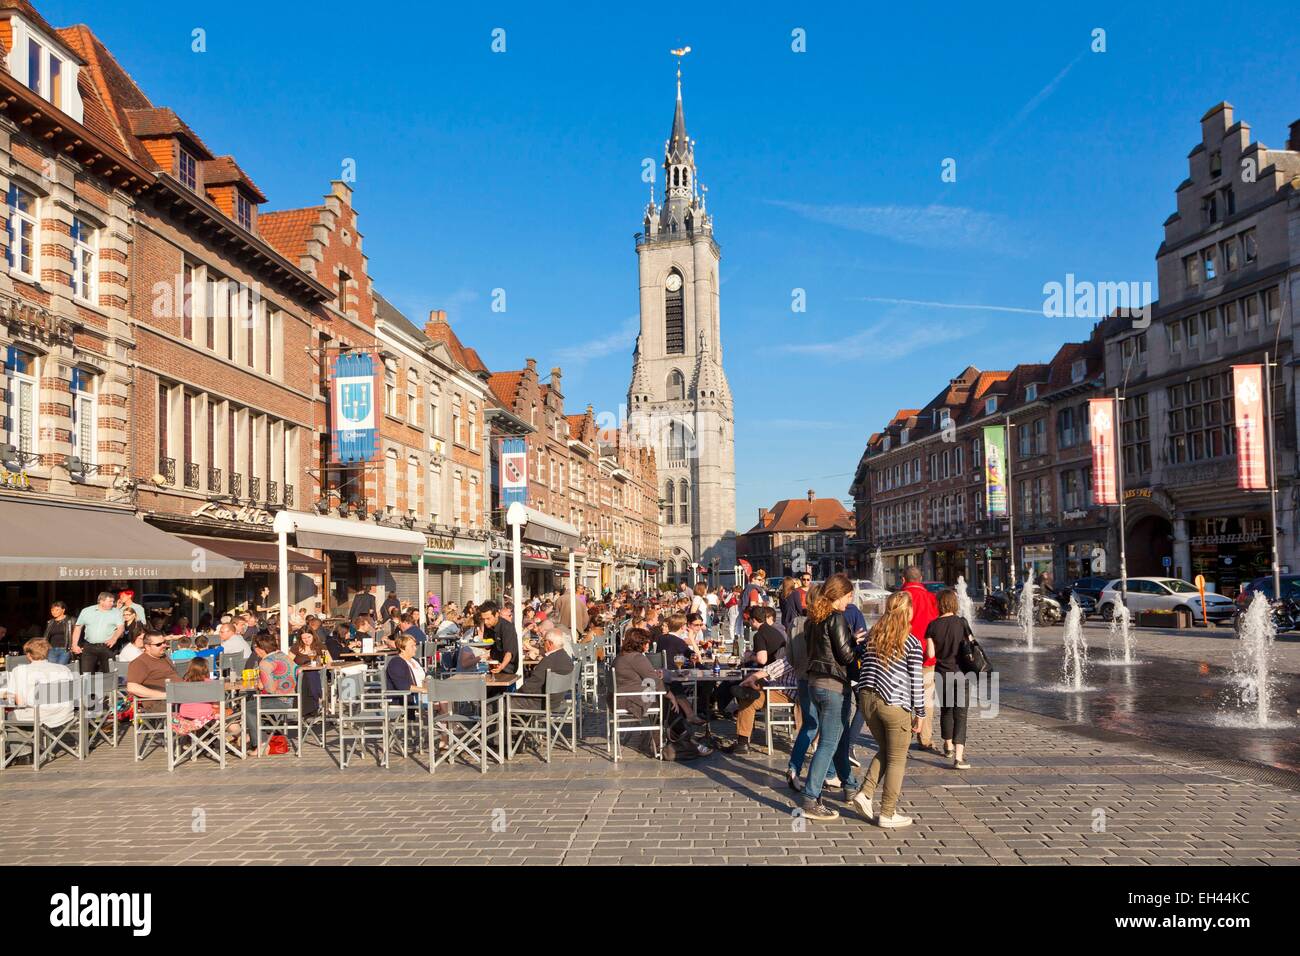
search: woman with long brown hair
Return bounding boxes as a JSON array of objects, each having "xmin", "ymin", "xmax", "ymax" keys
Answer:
[
  {"xmin": 796, "ymin": 572, "xmax": 861, "ymax": 821},
  {"xmin": 848, "ymin": 589, "xmax": 926, "ymax": 828}
]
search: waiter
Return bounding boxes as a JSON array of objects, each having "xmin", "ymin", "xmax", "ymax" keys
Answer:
[{"xmin": 478, "ymin": 601, "xmax": 518, "ymax": 676}]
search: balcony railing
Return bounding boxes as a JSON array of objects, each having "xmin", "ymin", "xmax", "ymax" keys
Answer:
[
  {"xmin": 184, "ymin": 462, "xmax": 200, "ymax": 490},
  {"xmin": 249, "ymin": 477, "xmax": 262, "ymax": 502},
  {"xmin": 268, "ymin": 479, "xmax": 279, "ymax": 504},
  {"xmin": 228, "ymin": 472, "xmax": 242, "ymax": 499},
  {"xmin": 284, "ymin": 484, "xmax": 294, "ymax": 508},
  {"xmin": 158, "ymin": 457, "xmax": 176, "ymax": 485},
  {"xmin": 208, "ymin": 466, "xmax": 222, "ymax": 493}
]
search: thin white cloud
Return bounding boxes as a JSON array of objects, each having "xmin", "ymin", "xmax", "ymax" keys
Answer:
[
  {"xmin": 783, "ymin": 319, "xmax": 975, "ymax": 362},
  {"xmin": 554, "ymin": 315, "xmax": 639, "ymax": 364},
  {"xmin": 767, "ymin": 200, "xmax": 1017, "ymax": 254},
  {"xmin": 854, "ymin": 296, "xmax": 1041, "ymax": 315}
]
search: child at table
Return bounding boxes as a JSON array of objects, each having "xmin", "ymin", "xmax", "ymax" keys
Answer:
[{"xmin": 172, "ymin": 659, "xmax": 242, "ymax": 743}]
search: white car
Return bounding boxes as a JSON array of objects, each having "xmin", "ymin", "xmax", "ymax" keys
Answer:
[
  {"xmin": 853, "ymin": 579, "xmax": 891, "ymax": 605},
  {"xmin": 1098, "ymin": 577, "xmax": 1235, "ymax": 623}
]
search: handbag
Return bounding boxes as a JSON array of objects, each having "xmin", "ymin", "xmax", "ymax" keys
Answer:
[
  {"xmin": 957, "ymin": 636, "xmax": 990, "ymax": 675},
  {"xmin": 267, "ymin": 734, "xmax": 290, "ymax": 755},
  {"xmin": 732, "ymin": 683, "xmax": 762, "ymax": 707}
]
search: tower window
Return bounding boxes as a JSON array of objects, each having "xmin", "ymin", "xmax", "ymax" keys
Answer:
[
  {"xmin": 666, "ymin": 369, "xmax": 685, "ymax": 401},
  {"xmin": 665, "ymin": 273, "xmax": 684, "ymax": 355}
]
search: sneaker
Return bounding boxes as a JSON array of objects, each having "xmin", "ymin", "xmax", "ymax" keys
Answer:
[
  {"xmin": 875, "ymin": 812, "xmax": 913, "ymax": 829},
  {"xmin": 786, "ymin": 768, "xmax": 801, "ymax": 792},
  {"xmin": 799, "ymin": 798, "xmax": 840, "ymax": 821},
  {"xmin": 847, "ymin": 753, "xmax": 862, "ymax": 768},
  {"xmin": 824, "ymin": 774, "xmax": 842, "ymax": 789},
  {"xmin": 953, "ymin": 756, "xmax": 971, "ymax": 770},
  {"xmin": 850, "ymin": 788, "xmax": 874, "ymax": 821}
]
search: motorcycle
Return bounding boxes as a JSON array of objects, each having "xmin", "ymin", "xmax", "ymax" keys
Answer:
[
  {"xmin": 978, "ymin": 587, "xmax": 1064, "ymax": 625},
  {"xmin": 1233, "ymin": 595, "xmax": 1299, "ymax": 634},
  {"xmin": 978, "ymin": 590, "xmax": 1012, "ymax": 621}
]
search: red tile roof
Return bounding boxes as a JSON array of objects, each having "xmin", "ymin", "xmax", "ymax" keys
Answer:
[
  {"xmin": 488, "ymin": 371, "xmax": 525, "ymax": 409},
  {"xmin": 743, "ymin": 496, "xmax": 855, "ymax": 535},
  {"xmin": 203, "ymin": 155, "xmax": 267, "ymax": 203},
  {"xmin": 125, "ymin": 107, "xmax": 216, "ymax": 160},
  {"xmin": 257, "ymin": 208, "xmax": 321, "ymax": 262},
  {"xmin": 55, "ymin": 24, "xmax": 146, "ymax": 160}
]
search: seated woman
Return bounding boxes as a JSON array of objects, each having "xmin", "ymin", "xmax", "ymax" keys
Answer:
[
  {"xmin": 291, "ymin": 629, "xmax": 327, "ymax": 714},
  {"xmin": 325, "ymin": 622, "xmax": 357, "ymax": 660},
  {"xmin": 611, "ymin": 627, "xmax": 665, "ymax": 756}
]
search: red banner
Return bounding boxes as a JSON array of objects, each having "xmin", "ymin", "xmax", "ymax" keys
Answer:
[
  {"xmin": 1232, "ymin": 365, "xmax": 1266, "ymax": 490},
  {"xmin": 1088, "ymin": 398, "xmax": 1118, "ymax": 505}
]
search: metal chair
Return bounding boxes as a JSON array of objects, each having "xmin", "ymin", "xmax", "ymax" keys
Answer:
[
  {"xmin": 1, "ymin": 677, "xmax": 84, "ymax": 771},
  {"xmin": 219, "ymin": 652, "xmax": 245, "ymax": 677},
  {"xmin": 333, "ymin": 671, "xmax": 391, "ymax": 769},
  {"xmin": 254, "ymin": 683, "xmax": 304, "ymax": 757},
  {"xmin": 4, "ymin": 654, "xmax": 26, "ymax": 673},
  {"xmin": 81, "ymin": 670, "xmax": 119, "ymax": 752},
  {"xmin": 575, "ymin": 643, "xmax": 599, "ymax": 702},
  {"xmin": 506, "ymin": 668, "xmax": 577, "ymax": 763},
  {"xmin": 757, "ymin": 686, "xmax": 799, "ymax": 754},
  {"xmin": 646, "ymin": 651, "xmax": 666, "ymax": 670},
  {"xmin": 605, "ymin": 667, "xmax": 664, "ymax": 762},
  {"xmin": 165, "ymin": 682, "xmax": 235, "ymax": 770},
  {"xmin": 426, "ymin": 677, "xmax": 503, "ymax": 774},
  {"xmin": 171, "ymin": 658, "xmax": 196, "ymax": 678},
  {"xmin": 132, "ymin": 688, "xmax": 170, "ymax": 761}
]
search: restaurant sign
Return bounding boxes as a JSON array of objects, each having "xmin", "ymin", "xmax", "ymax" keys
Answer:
[
  {"xmin": 355, "ymin": 553, "xmax": 414, "ymax": 568},
  {"xmin": 192, "ymin": 502, "xmax": 274, "ymax": 526},
  {"xmin": 0, "ymin": 467, "xmax": 32, "ymax": 490}
]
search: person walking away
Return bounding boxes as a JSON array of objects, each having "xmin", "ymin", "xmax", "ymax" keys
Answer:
[
  {"xmin": 927, "ymin": 589, "xmax": 973, "ymax": 769},
  {"xmin": 43, "ymin": 601, "xmax": 73, "ymax": 665},
  {"xmin": 849, "ymin": 590, "xmax": 926, "ymax": 827},
  {"xmin": 71, "ymin": 592, "xmax": 124, "ymax": 676},
  {"xmin": 899, "ymin": 566, "xmax": 938, "ymax": 750},
  {"xmin": 797, "ymin": 573, "xmax": 861, "ymax": 821}
]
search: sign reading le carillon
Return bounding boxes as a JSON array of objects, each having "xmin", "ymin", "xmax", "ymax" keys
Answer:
[{"xmin": 331, "ymin": 352, "xmax": 379, "ymax": 463}]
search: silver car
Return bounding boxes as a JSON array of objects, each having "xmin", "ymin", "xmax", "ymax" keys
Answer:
[{"xmin": 1098, "ymin": 577, "xmax": 1235, "ymax": 622}]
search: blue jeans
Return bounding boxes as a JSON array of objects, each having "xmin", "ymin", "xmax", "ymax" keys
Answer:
[
  {"xmin": 801, "ymin": 684, "xmax": 857, "ymax": 800},
  {"xmin": 788, "ymin": 680, "xmax": 819, "ymax": 774},
  {"xmin": 847, "ymin": 696, "xmax": 865, "ymax": 763},
  {"xmin": 48, "ymin": 647, "xmax": 70, "ymax": 665}
]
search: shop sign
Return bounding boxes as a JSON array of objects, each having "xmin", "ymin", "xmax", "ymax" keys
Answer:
[
  {"xmin": 356, "ymin": 553, "xmax": 413, "ymax": 568},
  {"xmin": 192, "ymin": 502, "xmax": 274, "ymax": 526},
  {"xmin": 1062, "ymin": 509, "xmax": 1087, "ymax": 520},
  {"xmin": 1190, "ymin": 532, "xmax": 1261, "ymax": 546},
  {"xmin": 1123, "ymin": 487, "xmax": 1151, "ymax": 500},
  {"xmin": 0, "ymin": 467, "xmax": 32, "ymax": 490}
]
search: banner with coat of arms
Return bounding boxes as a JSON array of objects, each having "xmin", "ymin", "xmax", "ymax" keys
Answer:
[
  {"xmin": 331, "ymin": 352, "xmax": 378, "ymax": 463},
  {"xmin": 500, "ymin": 437, "xmax": 527, "ymax": 506},
  {"xmin": 1231, "ymin": 365, "xmax": 1267, "ymax": 491}
]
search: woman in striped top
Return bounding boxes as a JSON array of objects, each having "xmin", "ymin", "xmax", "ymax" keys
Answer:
[{"xmin": 849, "ymin": 590, "xmax": 926, "ymax": 828}]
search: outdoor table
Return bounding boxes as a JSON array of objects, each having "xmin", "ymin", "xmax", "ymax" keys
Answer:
[{"xmin": 663, "ymin": 667, "xmax": 759, "ymax": 725}]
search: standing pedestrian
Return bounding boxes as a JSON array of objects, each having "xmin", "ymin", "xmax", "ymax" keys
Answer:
[
  {"xmin": 43, "ymin": 601, "xmax": 73, "ymax": 665},
  {"xmin": 797, "ymin": 573, "xmax": 860, "ymax": 821},
  {"xmin": 899, "ymin": 566, "xmax": 938, "ymax": 750},
  {"xmin": 849, "ymin": 590, "xmax": 926, "ymax": 827},
  {"xmin": 70, "ymin": 591, "xmax": 124, "ymax": 675},
  {"xmin": 928, "ymin": 589, "xmax": 974, "ymax": 769}
]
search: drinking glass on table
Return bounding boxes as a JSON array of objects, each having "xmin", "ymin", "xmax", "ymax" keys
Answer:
[{"xmin": 672, "ymin": 653, "xmax": 686, "ymax": 673}]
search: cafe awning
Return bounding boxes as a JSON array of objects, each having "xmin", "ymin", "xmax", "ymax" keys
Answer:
[
  {"xmin": 271, "ymin": 510, "xmax": 424, "ymax": 557},
  {"xmin": 420, "ymin": 549, "xmax": 489, "ymax": 568},
  {"xmin": 0, "ymin": 498, "xmax": 244, "ymax": 581},
  {"xmin": 180, "ymin": 536, "xmax": 325, "ymax": 575}
]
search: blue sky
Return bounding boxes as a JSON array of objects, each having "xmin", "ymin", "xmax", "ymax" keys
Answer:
[{"xmin": 44, "ymin": 0, "xmax": 1300, "ymax": 530}]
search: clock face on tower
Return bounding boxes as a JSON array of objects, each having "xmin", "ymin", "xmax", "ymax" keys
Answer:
[{"xmin": 665, "ymin": 273, "xmax": 682, "ymax": 292}]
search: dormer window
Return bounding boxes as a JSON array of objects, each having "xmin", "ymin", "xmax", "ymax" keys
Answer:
[
  {"xmin": 1025, "ymin": 384, "xmax": 1037, "ymax": 402},
  {"xmin": 985, "ymin": 397, "xmax": 997, "ymax": 415},
  {"xmin": 900, "ymin": 428, "xmax": 909, "ymax": 445},
  {"xmin": 236, "ymin": 193, "xmax": 252, "ymax": 231},
  {"xmin": 26, "ymin": 39, "xmax": 41, "ymax": 94},
  {"xmin": 1071, "ymin": 359, "xmax": 1086, "ymax": 383},
  {"xmin": 179, "ymin": 148, "xmax": 198, "ymax": 191},
  {"xmin": 882, "ymin": 436, "xmax": 891, "ymax": 452},
  {"xmin": 805, "ymin": 515, "xmax": 818, "ymax": 527}
]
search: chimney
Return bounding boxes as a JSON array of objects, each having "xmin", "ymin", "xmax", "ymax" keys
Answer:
[
  {"xmin": 759, "ymin": 507, "xmax": 772, "ymax": 528},
  {"xmin": 1289, "ymin": 119, "xmax": 1300, "ymax": 152},
  {"xmin": 525, "ymin": 357, "xmax": 537, "ymax": 374},
  {"xmin": 807, "ymin": 489, "xmax": 815, "ymax": 502}
]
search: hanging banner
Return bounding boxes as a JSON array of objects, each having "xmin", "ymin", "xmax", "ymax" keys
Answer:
[
  {"xmin": 982, "ymin": 425, "xmax": 1008, "ymax": 515},
  {"xmin": 500, "ymin": 437, "xmax": 527, "ymax": 506},
  {"xmin": 1088, "ymin": 397, "xmax": 1118, "ymax": 505},
  {"xmin": 1232, "ymin": 364, "xmax": 1266, "ymax": 490},
  {"xmin": 331, "ymin": 352, "xmax": 378, "ymax": 463}
]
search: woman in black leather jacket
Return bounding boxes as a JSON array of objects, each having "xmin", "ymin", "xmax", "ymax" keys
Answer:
[{"xmin": 798, "ymin": 573, "xmax": 861, "ymax": 821}]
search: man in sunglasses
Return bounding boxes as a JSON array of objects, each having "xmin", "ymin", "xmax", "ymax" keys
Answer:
[{"xmin": 125, "ymin": 633, "xmax": 176, "ymax": 713}]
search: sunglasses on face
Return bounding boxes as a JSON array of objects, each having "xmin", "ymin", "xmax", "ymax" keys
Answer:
[{"xmin": 147, "ymin": 642, "xmax": 167, "ymax": 648}]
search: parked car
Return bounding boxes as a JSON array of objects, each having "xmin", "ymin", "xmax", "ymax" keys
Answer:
[
  {"xmin": 852, "ymin": 579, "xmax": 891, "ymax": 605},
  {"xmin": 1067, "ymin": 576, "xmax": 1112, "ymax": 604},
  {"xmin": 1234, "ymin": 574, "xmax": 1300, "ymax": 609},
  {"xmin": 1097, "ymin": 577, "xmax": 1235, "ymax": 623}
]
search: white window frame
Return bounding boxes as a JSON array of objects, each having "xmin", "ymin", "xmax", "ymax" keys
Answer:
[
  {"xmin": 236, "ymin": 193, "xmax": 252, "ymax": 231},
  {"xmin": 3, "ymin": 347, "xmax": 39, "ymax": 454},
  {"xmin": 178, "ymin": 147, "xmax": 198, "ymax": 191},
  {"xmin": 72, "ymin": 216, "xmax": 97, "ymax": 303},
  {"xmin": 71, "ymin": 368, "xmax": 97, "ymax": 465},
  {"xmin": 985, "ymin": 397, "xmax": 997, "ymax": 415},
  {"xmin": 8, "ymin": 185, "xmax": 39, "ymax": 279}
]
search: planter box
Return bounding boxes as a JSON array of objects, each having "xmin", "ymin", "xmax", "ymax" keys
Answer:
[{"xmin": 1136, "ymin": 609, "xmax": 1190, "ymax": 628}]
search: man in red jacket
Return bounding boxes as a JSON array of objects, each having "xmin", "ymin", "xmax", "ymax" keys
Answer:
[{"xmin": 901, "ymin": 566, "xmax": 939, "ymax": 750}]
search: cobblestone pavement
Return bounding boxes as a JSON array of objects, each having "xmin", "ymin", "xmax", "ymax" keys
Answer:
[{"xmin": 2, "ymin": 701, "xmax": 1296, "ymax": 866}]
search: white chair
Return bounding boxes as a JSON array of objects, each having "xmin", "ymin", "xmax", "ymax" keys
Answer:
[
  {"xmin": 757, "ymin": 686, "xmax": 799, "ymax": 754},
  {"xmin": 606, "ymin": 670, "xmax": 664, "ymax": 762}
]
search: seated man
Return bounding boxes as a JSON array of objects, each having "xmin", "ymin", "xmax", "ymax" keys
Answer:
[
  {"xmin": 125, "ymin": 632, "xmax": 178, "ymax": 714},
  {"xmin": 218, "ymin": 621, "xmax": 252, "ymax": 659},
  {"xmin": 723, "ymin": 606, "xmax": 797, "ymax": 755},
  {"xmin": 171, "ymin": 636, "xmax": 198, "ymax": 662},
  {"xmin": 1, "ymin": 638, "xmax": 75, "ymax": 734},
  {"xmin": 398, "ymin": 608, "xmax": 427, "ymax": 644},
  {"xmin": 654, "ymin": 614, "xmax": 703, "ymax": 725},
  {"xmin": 511, "ymin": 627, "xmax": 574, "ymax": 711}
]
